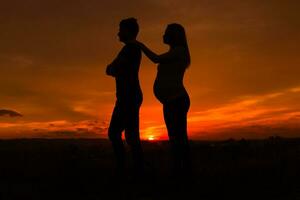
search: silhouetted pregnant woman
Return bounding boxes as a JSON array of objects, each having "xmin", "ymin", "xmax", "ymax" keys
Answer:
[{"xmin": 136, "ymin": 23, "xmax": 191, "ymax": 177}]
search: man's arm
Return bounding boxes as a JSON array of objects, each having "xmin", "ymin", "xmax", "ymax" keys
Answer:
[
  {"xmin": 106, "ymin": 58, "xmax": 121, "ymax": 77},
  {"xmin": 106, "ymin": 55, "xmax": 125, "ymax": 77},
  {"xmin": 106, "ymin": 46, "xmax": 135, "ymax": 77}
]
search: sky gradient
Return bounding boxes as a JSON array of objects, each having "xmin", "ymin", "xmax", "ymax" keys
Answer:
[{"xmin": 1, "ymin": 0, "xmax": 300, "ymax": 140}]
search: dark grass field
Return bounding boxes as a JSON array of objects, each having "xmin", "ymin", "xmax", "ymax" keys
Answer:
[{"xmin": 0, "ymin": 137, "xmax": 300, "ymax": 200}]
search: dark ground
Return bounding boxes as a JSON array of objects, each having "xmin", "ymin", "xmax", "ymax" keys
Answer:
[{"xmin": 0, "ymin": 137, "xmax": 299, "ymax": 200}]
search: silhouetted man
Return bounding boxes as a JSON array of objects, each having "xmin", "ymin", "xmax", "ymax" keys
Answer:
[{"xmin": 106, "ymin": 18, "xmax": 144, "ymax": 177}]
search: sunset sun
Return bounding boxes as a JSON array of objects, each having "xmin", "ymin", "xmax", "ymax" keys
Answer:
[{"xmin": 147, "ymin": 135, "xmax": 155, "ymax": 141}]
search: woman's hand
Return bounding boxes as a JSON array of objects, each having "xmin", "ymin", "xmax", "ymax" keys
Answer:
[
  {"xmin": 130, "ymin": 40, "xmax": 144, "ymax": 48},
  {"xmin": 135, "ymin": 40, "xmax": 143, "ymax": 46},
  {"xmin": 131, "ymin": 41, "xmax": 160, "ymax": 63}
]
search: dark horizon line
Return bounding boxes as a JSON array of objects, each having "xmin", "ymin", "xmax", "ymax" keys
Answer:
[{"xmin": 0, "ymin": 136, "xmax": 299, "ymax": 142}]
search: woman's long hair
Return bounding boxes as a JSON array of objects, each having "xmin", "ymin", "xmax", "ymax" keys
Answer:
[{"xmin": 167, "ymin": 23, "xmax": 191, "ymax": 68}]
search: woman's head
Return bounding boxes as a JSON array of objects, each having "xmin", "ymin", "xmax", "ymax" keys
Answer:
[{"xmin": 163, "ymin": 23, "xmax": 191, "ymax": 67}]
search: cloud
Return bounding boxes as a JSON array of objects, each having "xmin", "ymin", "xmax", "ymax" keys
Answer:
[
  {"xmin": 0, "ymin": 109, "xmax": 22, "ymax": 117},
  {"xmin": 0, "ymin": 119, "xmax": 108, "ymax": 138},
  {"xmin": 188, "ymin": 86, "xmax": 300, "ymax": 137}
]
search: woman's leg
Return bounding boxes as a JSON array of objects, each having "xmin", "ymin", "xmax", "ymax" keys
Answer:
[
  {"xmin": 175, "ymin": 95, "xmax": 191, "ymax": 173},
  {"xmin": 177, "ymin": 104, "xmax": 191, "ymax": 173},
  {"xmin": 163, "ymin": 94, "xmax": 190, "ymax": 175},
  {"xmin": 163, "ymin": 101, "xmax": 181, "ymax": 174}
]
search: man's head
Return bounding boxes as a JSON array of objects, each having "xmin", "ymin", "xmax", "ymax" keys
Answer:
[{"xmin": 118, "ymin": 18, "xmax": 139, "ymax": 43}]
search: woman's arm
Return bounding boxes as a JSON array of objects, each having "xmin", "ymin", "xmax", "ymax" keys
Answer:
[
  {"xmin": 136, "ymin": 42, "xmax": 160, "ymax": 63},
  {"xmin": 136, "ymin": 41, "xmax": 183, "ymax": 64}
]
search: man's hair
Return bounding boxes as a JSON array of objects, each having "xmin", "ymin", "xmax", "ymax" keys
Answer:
[{"xmin": 119, "ymin": 18, "xmax": 139, "ymax": 38}]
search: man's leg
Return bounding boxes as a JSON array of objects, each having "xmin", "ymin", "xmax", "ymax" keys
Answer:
[
  {"xmin": 108, "ymin": 103, "xmax": 125, "ymax": 175},
  {"xmin": 124, "ymin": 104, "xmax": 144, "ymax": 176}
]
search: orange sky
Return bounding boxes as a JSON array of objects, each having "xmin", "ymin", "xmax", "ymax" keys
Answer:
[{"xmin": 1, "ymin": 0, "xmax": 300, "ymax": 140}]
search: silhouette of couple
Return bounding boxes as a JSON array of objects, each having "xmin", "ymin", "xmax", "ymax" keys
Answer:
[{"xmin": 106, "ymin": 18, "xmax": 191, "ymax": 179}]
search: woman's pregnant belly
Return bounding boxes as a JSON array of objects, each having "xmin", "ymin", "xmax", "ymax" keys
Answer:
[{"xmin": 153, "ymin": 77, "xmax": 186, "ymax": 104}]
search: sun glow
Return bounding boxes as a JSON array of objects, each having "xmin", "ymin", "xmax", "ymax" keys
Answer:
[{"xmin": 148, "ymin": 135, "xmax": 155, "ymax": 141}]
